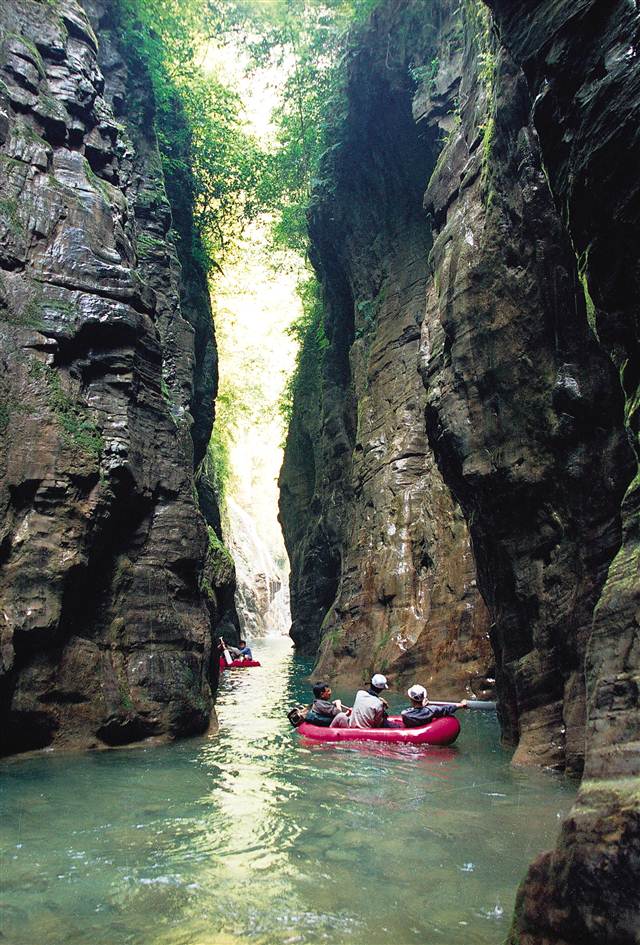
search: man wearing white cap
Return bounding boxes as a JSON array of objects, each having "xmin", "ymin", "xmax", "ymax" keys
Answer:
[
  {"xmin": 401, "ymin": 684, "xmax": 467, "ymax": 728},
  {"xmin": 330, "ymin": 673, "xmax": 389, "ymax": 729}
]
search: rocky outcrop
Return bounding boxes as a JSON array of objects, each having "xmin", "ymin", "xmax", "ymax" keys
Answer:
[
  {"xmin": 280, "ymin": 2, "xmax": 495, "ymax": 696},
  {"xmin": 281, "ymin": 0, "xmax": 632, "ymax": 772},
  {"xmin": 0, "ymin": 0, "xmax": 223, "ymax": 754},
  {"xmin": 282, "ymin": 0, "xmax": 638, "ymax": 939},
  {"xmin": 479, "ymin": 1, "xmax": 640, "ymax": 941},
  {"xmin": 421, "ymin": 7, "xmax": 632, "ymax": 775}
]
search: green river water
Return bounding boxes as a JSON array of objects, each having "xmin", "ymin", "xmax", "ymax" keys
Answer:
[{"xmin": 0, "ymin": 636, "xmax": 576, "ymax": 945}]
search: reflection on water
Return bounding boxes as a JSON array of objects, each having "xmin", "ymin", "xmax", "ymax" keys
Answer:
[{"xmin": 0, "ymin": 637, "xmax": 576, "ymax": 944}]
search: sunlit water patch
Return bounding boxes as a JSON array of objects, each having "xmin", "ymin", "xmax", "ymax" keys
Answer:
[{"xmin": 0, "ymin": 637, "xmax": 576, "ymax": 944}]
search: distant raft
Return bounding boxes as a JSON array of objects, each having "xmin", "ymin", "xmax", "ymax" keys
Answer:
[
  {"xmin": 296, "ymin": 715, "xmax": 460, "ymax": 745},
  {"xmin": 219, "ymin": 657, "xmax": 261, "ymax": 670}
]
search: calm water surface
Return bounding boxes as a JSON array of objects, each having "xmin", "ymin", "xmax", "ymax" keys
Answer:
[{"xmin": 0, "ymin": 637, "xmax": 576, "ymax": 945}]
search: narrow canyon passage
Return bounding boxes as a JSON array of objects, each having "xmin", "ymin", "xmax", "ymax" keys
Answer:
[
  {"xmin": 0, "ymin": 0, "xmax": 638, "ymax": 942},
  {"xmin": 0, "ymin": 638, "xmax": 577, "ymax": 945}
]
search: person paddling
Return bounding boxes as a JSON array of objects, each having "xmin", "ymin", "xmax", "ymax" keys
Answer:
[
  {"xmin": 331, "ymin": 673, "xmax": 390, "ymax": 728},
  {"xmin": 218, "ymin": 637, "xmax": 253, "ymax": 661},
  {"xmin": 401, "ymin": 684, "xmax": 467, "ymax": 728}
]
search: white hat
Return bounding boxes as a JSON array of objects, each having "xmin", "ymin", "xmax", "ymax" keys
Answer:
[
  {"xmin": 371, "ymin": 673, "xmax": 389, "ymax": 689},
  {"xmin": 407, "ymin": 684, "xmax": 427, "ymax": 701}
]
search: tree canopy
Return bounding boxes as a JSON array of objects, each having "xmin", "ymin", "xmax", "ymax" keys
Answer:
[{"xmin": 124, "ymin": 0, "xmax": 381, "ymax": 499}]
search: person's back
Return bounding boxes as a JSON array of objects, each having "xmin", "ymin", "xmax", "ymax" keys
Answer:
[
  {"xmin": 349, "ymin": 689, "xmax": 383, "ymax": 728},
  {"xmin": 237, "ymin": 639, "xmax": 252, "ymax": 660},
  {"xmin": 349, "ymin": 674, "xmax": 389, "ymax": 728},
  {"xmin": 401, "ymin": 684, "xmax": 466, "ymax": 728},
  {"xmin": 329, "ymin": 674, "xmax": 389, "ymax": 729}
]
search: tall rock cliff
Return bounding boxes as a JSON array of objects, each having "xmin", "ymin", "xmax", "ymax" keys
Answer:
[
  {"xmin": 280, "ymin": 0, "xmax": 638, "ymax": 939},
  {"xmin": 481, "ymin": 1, "xmax": 640, "ymax": 941},
  {"xmin": 0, "ymin": 0, "xmax": 226, "ymax": 754},
  {"xmin": 281, "ymin": 0, "xmax": 631, "ymax": 765},
  {"xmin": 421, "ymin": 6, "xmax": 632, "ymax": 774},
  {"xmin": 280, "ymin": 3, "xmax": 495, "ymax": 698}
]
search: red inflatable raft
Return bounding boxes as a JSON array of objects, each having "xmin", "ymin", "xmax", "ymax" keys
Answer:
[
  {"xmin": 219, "ymin": 657, "xmax": 261, "ymax": 670},
  {"xmin": 297, "ymin": 714, "xmax": 460, "ymax": 746}
]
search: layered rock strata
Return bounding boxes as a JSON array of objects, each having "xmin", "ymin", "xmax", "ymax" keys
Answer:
[
  {"xmin": 480, "ymin": 1, "xmax": 640, "ymax": 940},
  {"xmin": 280, "ymin": 2, "xmax": 495, "ymax": 696},
  {"xmin": 282, "ymin": 0, "xmax": 638, "ymax": 938},
  {"xmin": 0, "ymin": 0, "xmax": 223, "ymax": 754},
  {"xmin": 280, "ymin": 0, "xmax": 631, "ymax": 775},
  {"xmin": 421, "ymin": 9, "xmax": 632, "ymax": 774}
]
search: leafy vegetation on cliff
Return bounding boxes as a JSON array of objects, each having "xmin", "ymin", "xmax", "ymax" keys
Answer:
[
  {"xmin": 120, "ymin": 0, "xmax": 265, "ymax": 272},
  {"xmin": 120, "ymin": 0, "xmax": 383, "ymax": 500},
  {"xmin": 220, "ymin": 1, "xmax": 379, "ymax": 424}
]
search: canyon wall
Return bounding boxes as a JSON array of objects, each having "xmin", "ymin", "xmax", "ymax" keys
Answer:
[
  {"xmin": 280, "ymin": 0, "xmax": 630, "ymax": 745},
  {"xmin": 281, "ymin": 0, "xmax": 632, "ymax": 769},
  {"xmin": 281, "ymin": 0, "xmax": 638, "ymax": 938},
  {"xmin": 280, "ymin": 3, "xmax": 495, "ymax": 698},
  {"xmin": 0, "ymin": 0, "xmax": 227, "ymax": 754},
  {"xmin": 482, "ymin": 1, "xmax": 640, "ymax": 940}
]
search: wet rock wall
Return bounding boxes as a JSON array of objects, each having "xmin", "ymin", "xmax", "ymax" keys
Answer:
[
  {"xmin": 280, "ymin": 1, "xmax": 495, "ymax": 695},
  {"xmin": 280, "ymin": 0, "xmax": 632, "ymax": 774},
  {"xmin": 281, "ymin": 0, "xmax": 638, "ymax": 939},
  {"xmin": 421, "ymin": 8, "xmax": 632, "ymax": 775},
  {"xmin": 0, "ymin": 0, "xmax": 224, "ymax": 754},
  {"xmin": 482, "ymin": 1, "xmax": 640, "ymax": 940}
]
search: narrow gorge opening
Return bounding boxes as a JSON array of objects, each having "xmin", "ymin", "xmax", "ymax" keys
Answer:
[
  {"xmin": 0, "ymin": 1, "xmax": 638, "ymax": 944},
  {"xmin": 212, "ymin": 219, "xmax": 298, "ymax": 640}
]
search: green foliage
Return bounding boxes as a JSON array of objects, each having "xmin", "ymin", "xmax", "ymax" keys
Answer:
[
  {"xmin": 408, "ymin": 56, "xmax": 440, "ymax": 91},
  {"xmin": 279, "ymin": 274, "xmax": 327, "ymax": 427},
  {"xmin": 579, "ymin": 270, "xmax": 598, "ymax": 339},
  {"xmin": 0, "ymin": 197, "xmax": 23, "ymax": 234},
  {"xmin": 30, "ymin": 361, "xmax": 103, "ymax": 457},
  {"xmin": 478, "ymin": 49, "xmax": 495, "ymax": 91},
  {"xmin": 206, "ymin": 426, "xmax": 231, "ymax": 505},
  {"xmin": 203, "ymin": 524, "xmax": 235, "ymax": 593},
  {"xmin": 462, "ymin": 0, "xmax": 492, "ymax": 54},
  {"xmin": 207, "ymin": 525, "xmax": 234, "ymax": 566},
  {"xmin": 482, "ymin": 115, "xmax": 495, "ymax": 165},
  {"xmin": 120, "ymin": 0, "xmax": 266, "ymax": 271},
  {"xmin": 213, "ymin": 0, "xmax": 380, "ymax": 257}
]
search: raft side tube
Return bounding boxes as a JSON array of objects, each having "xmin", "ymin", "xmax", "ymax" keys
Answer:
[
  {"xmin": 219, "ymin": 657, "xmax": 262, "ymax": 669},
  {"xmin": 296, "ymin": 715, "xmax": 460, "ymax": 745}
]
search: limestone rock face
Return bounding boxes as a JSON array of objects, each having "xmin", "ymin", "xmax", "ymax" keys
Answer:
[
  {"xmin": 280, "ymin": 0, "xmax": 632, "ymax": 776},
  {"xmin": 0, "ymin": 0, "xmax": 222, "ymax": 754},
  {"xmin": 226, "ymin": 497, "xmax": 290, "ymax": 639},
  {"xmin": 480, "ymin": 1, "xmax": 640, "ymax": 940},
  {"xmin": 421, "ymin": 18, "xmax": 632, "ymax": 775},
  {"xmin": 280, "ymin": 2, "xmax": 494, "ymax": 696}
]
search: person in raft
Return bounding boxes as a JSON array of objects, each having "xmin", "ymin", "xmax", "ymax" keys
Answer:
[
  {"xmin": 401, "ymin": 684, "xmax": 467, "ymax": 727},
  {"xmin": 219, "ymin": 638, "xmax": 253, "ymax": 660},
  {"xmin": 330, "ymin": 673, "xmax": 390, "ymax": 729},
  {"xmin": 305, "ymin": 682, "xmax": 350, "ymax": 727}
]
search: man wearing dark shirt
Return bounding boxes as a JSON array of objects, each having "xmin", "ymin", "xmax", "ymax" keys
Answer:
[{"xmin": 401, "ymin": 684, "xmax": 467, "ymax": 728}]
